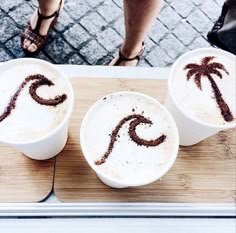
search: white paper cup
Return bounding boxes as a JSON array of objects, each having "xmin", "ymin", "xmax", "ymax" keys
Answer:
[
  {"xmin": 165, "ymin": 48, "xmax": 236, "ymax": 146},
  {"xmin": 0, "ymin": 58, "xmax": 74, "ymax": 160},
  {"xmin": 80, "ymin": 91, "xmax": 179, "ymax": 188}
]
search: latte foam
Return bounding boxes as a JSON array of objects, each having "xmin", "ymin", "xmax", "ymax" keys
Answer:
[
  {"xmin": 171, "ymin": 49, "xmax": 236, "ymax": 125},
  {"xmin": 0, "ymin": 59, "xmax": 71, "ymax": 143},
  {"xmin": 81, "ymin": 92, "xmax": 178, "ymax": 185}
]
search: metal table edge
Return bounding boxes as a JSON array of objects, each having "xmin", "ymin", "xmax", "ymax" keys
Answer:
[{"xmin": 0, "ymin": 203, "xmax": 235, "ymax": 217}]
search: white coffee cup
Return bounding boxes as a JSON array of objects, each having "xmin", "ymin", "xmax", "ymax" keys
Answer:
[
  {"xmin": 80, "ymin": 91, "xmax": 179, "ymax": 188},
  {"xmin": 165, "ymin": 48, "xmax": 236, "ymax": 146},
  {"xmin": 0, "ymin": 58, "xmax": 74, "ymax": 160}
]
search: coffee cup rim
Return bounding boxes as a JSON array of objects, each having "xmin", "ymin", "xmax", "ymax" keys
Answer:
[
  {"xmin": 0, "ymin": 58, "xmax": 74, "ymax": 146},
  {"xmin": 168, "ymin": 48, "xmax": 236, "ymax": 129},
  {"xmin": 80, "ymin": 91, "xmax": 179, "ymax": 187}
]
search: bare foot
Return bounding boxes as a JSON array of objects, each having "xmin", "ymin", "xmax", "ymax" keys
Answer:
[{"xmin": 23, "ymin": 0, "xmax": 63, "ymax": 53}]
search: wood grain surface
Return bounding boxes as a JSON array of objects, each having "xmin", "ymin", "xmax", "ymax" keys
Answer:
[
  {"xmin": 54, "ymin": 78, "xmax": 236, "ymax": 203},
  {"xmin": 0, "ymin": 146, "xmax": 55, "ymax": 202}
]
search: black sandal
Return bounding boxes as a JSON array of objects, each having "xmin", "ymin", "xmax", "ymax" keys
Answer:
[
  {"xmin": 113, "ymin": 42, "xmax": 145, "ymax": 66},
  {"xmin": 21, "ymin": 0, "xmax": 63, "ymax": 55}
]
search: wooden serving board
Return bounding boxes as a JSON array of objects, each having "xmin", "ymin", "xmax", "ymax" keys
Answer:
[
  {"xmin": 0, "ymin": 146, "xmax": 55, "ymax": 202},
  {"xmin": 54, "ymin": 78, "xmax": 236, "ymax": 203}
]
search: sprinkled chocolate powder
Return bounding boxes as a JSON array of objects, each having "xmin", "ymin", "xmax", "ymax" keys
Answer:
[
  {"xmin": 184, "ymin": 56, "xmax": 234, "ymax": 122},
  {"xmin": 95, "ymin": 114, "xmax": 166, "ymax": 165},
  {"xmin": 0, "ymin": 74, "xmax": 67, "ymax": 123}
]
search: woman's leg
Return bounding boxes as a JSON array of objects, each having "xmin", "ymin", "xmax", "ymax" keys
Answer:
[
  {"xmin": 23, "ymin": 0, "xmax": 62, "ymax": 52},
  {"xmin": 110, "ymin": 0, "xmax": 162, "ymax": 66}
]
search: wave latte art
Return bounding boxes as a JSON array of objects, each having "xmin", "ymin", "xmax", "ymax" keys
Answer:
[
  {"xmin": 95, "ymin": 114, "xmax": 166, "ymax": 165},
  {"xmin": 0, "ymin": 74, "xmax": 67, "ymax": 123}
]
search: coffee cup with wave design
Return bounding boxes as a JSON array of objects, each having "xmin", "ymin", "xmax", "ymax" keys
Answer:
[
  {"xmin": 0, "ymin": 58, "xmax": 74, "ymax": 160},
  {"xmin": 80, "ymin": 92, "xmax": 179, "ymax": 188}
]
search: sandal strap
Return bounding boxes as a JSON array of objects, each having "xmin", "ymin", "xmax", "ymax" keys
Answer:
[
  {"xmin": 37, "ymin": 8, "xmax": 59, "ymax": 19},
  {"xmin": 114, "ymin": 42, "xmax": 145, "ymax": 66}
]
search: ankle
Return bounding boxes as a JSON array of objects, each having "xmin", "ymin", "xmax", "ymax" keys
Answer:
[
  {"xmin": 38, "ymin": 2, "xmax": 60, "ymax": 16},
  {"xmin": 121, "ymin": 41, "xmax": 144, "ymax": 58}
]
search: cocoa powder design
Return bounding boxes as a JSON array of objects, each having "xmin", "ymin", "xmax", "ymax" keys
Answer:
[
  {"xmin": 0, "ymin": 74, "xmax": 67, "ymax": 123},
  {"xmin": 95, "ymin": 114, "xmax": 166, "ymax": 165},
  {"xmin": 184, "ymin": 56, "xmax": 234, "ymax": 122}
]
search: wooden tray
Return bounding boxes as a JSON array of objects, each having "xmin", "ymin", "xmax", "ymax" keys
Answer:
[
  {"xmin": 54, "ymin": 78, "xmax": 236, "ymax": 203},
  {"xmin": 0, "ymin": 145, "xmax": 55, "ymax": 202}
]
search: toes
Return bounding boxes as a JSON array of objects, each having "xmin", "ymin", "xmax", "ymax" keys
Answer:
[
  {"xmin": 28, "ymin": 43, "xmax": 38, "ymax": 52},
  {"xmin": 23, "ymin": 39, "xmax": 31, "ymax": 49}
]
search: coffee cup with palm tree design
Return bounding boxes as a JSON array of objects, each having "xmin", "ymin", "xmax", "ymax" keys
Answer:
[{"xmin": 165, "ymin": 48, "xmax": 235, "ymax": 146}]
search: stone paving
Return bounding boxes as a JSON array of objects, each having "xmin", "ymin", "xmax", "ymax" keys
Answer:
[{"xmin": 0, "ymin": 0, "xmax": 224, "ymax": 67}]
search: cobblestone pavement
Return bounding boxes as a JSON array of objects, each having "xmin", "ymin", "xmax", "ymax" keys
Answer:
[{"xmin": 0, "ymin": 0, "xmax": 224, "ymax": 67}]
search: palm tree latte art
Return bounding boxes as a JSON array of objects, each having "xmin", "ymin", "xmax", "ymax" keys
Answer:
[{"xmin": 184, "ymin": 56, "xmax": 234, "ymax": 122}]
